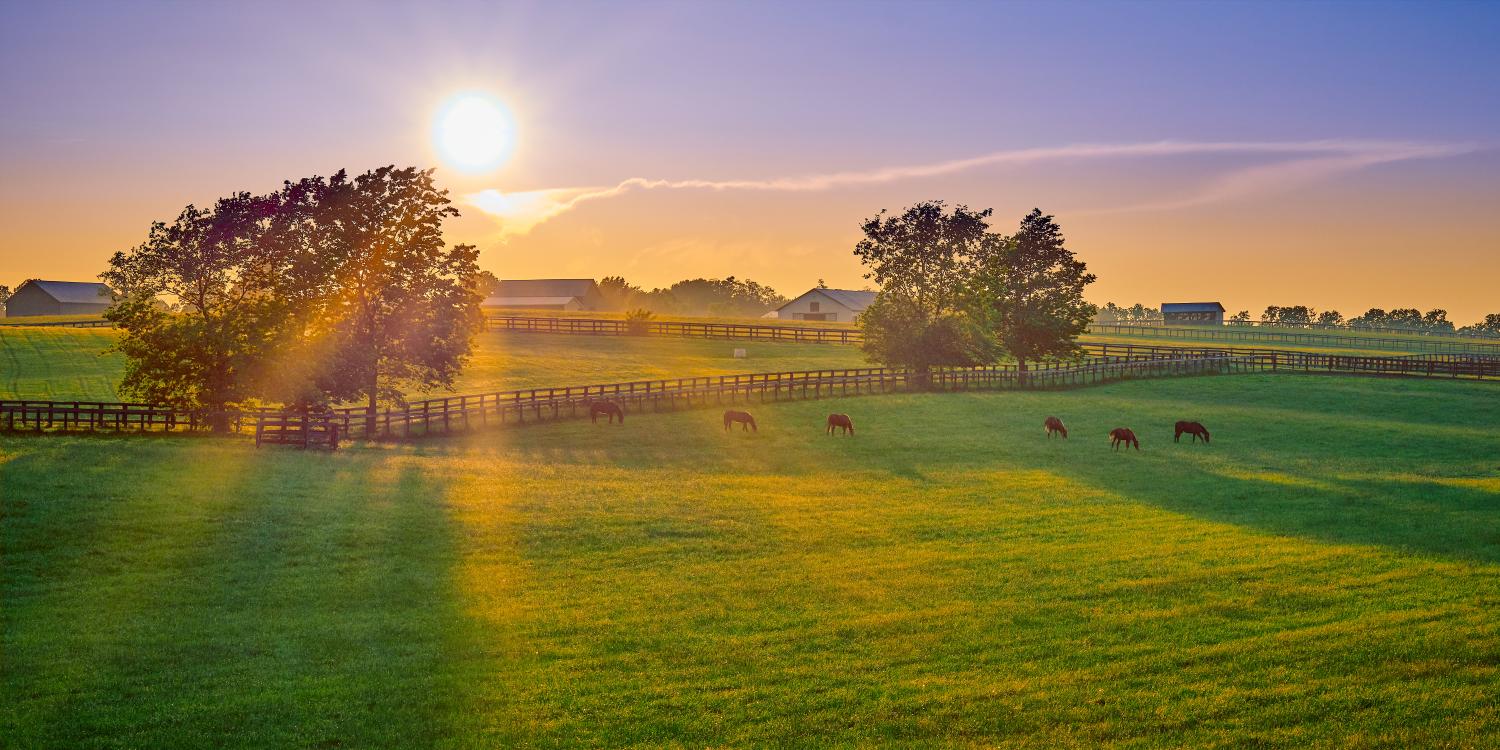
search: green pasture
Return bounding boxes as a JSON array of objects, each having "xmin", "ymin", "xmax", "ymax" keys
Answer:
[
  {"xmin": 0, "ymin": 327, "xmax": 125, "ymax": 401},
  {"xmin": 5, "ymin": 323, "xmax": 1475, "ymax": 406},
  {"xmin": 4, "ymin": 375, "xmax": 1498, "ymax": 747},
  {"xmin": 0, "ymin": 328, "xmax": 869, "ymax": 402}
]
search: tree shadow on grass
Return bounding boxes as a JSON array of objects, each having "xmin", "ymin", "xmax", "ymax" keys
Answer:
[
  {"xmin": 1038, "ymin": 454, "xmax": 1500, "ymax": 565},
  {"xmin": 1, "ymin": 441, "xmax": 483, "ymax": 749}
]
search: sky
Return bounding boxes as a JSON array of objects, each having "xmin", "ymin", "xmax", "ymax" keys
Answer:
[{"xmin": 2, "ymin": 0, "xmax": 1497, "ymax": 321}]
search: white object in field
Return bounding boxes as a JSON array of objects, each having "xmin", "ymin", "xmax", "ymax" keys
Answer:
[{"xmin": 733, "ymin": 348, "xmax": 747, "ymax": 358}]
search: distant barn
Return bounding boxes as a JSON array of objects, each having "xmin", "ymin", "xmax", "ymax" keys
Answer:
[
  {"xmin": 773, "ymin": 288, "xmax": 877, "ymax": 323},
  {"xmin": 4, "ymin": 280, "xmax": 115, "ymax": 317},
  {"xmin": 1161, "ymin": 302, "xmax": 1225, "ymax": 326},
  {"xmin": 482, "ymin": 279, "xmax": 604, "ymax": 311}
]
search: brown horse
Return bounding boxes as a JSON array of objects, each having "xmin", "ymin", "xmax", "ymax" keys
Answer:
[
  {"xmin": 723, "ymin": 410, "xmax": 757, "ymax": 432},
  {"xmin": 589, "ymin": 400, "xmax": 624, "ymax": 424},
  {"xmin": 1174, "ymin": 420, "xmax": 1210, "ymax": 443},
  {"xmin": 1109, "ymin": 427, "xmax": 1139, "ymax": 451},
  {"xmin": 1043, "ymin": 416, "xmax": 1068, "ymax": 439},
  {"xmin": 826, "ymin": 413, "xmax": 854, "ymax": 435}
]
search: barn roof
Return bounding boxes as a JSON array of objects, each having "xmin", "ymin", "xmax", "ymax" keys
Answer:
[
  {"xmin": 1161, "ymin": 302, "xmax": 1225, "ymax": 313},
  {"xmin": 481, "ymin": 295, "xmax": 581, "ymax": 307},
  {"xmin": 20, "ymin": 280, "xmax": 115, "ymax": 304},
  {"xmin": 494, "ymin": 279, "xmax": 598, "ymax": 298},
  {"xmin": 778, "ymin": 288, "xmax": 877, "ymax": 312}
]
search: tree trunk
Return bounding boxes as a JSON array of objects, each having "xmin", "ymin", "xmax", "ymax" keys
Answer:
[
  {"xmin": 910, "ymin": 365, "xmax": 932, "ymax": 392},
  {"xmin": 365, "ymin": 371, "xmax": 379, "ymax": 437},
  {"xmin": 1017, "ymin": 357, "xmax": 1028, "ymax": 387},
  {"xmin": 208, "ymin": 403, "xmax": 230, "ymax": 433}
]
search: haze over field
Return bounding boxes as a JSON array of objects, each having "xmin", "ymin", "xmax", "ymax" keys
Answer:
[{"xmin": 2, "ymin": 1, "xmax": 1498, "ymax": 319}]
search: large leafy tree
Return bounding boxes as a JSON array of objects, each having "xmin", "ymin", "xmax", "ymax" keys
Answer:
[
  {"xmin": 1461, "ymin": 313, "xmax": 1500, "ymax": 336},
  {"xmin": 597, "ymin": 276, "xmax": 645, "ymax": 311},
  {"xmin": 854, "ymin": 201, "xmax": 991, "ymax": 317},
  {"xmin": 101, "ymin": 193, "xmax": 286, "ymax": 428},
  {"xmin": 302, "ymin": 167, "xmax": 482, "ymax": 431},
  {"xmin": 858, "ymin": 294, "xmax": 993, "ymax": 375},
  {"xmin": 968, "ymin": 209, "xmax": 1096, "ymax": 375},
  {"xmin": 853, "ymin": 201, "xmax": 994, "ymax": 374}
]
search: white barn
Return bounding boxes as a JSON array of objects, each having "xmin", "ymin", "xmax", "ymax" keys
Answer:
[{"xmin": 773, "ymin": 288, "xmax": 877, "ymax": 323}]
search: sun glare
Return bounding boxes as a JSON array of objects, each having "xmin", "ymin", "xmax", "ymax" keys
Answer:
[{"xmin": 433, "ymin": 92, "xmax": 516, "ymax": 173}]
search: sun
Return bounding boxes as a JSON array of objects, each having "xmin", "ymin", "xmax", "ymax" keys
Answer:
[{"xmin": 433, "ymin": 92, "xmax": 516, "ymax": 173}]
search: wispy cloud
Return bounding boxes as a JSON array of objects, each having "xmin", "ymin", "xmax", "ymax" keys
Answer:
[{"xmin": 466, "ymin": 139, "xmax": 1474, "ymax": 236}]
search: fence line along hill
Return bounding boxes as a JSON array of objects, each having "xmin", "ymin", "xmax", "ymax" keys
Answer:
[
  {"xmin": 481, "ymin": 315, "xmax": 1500, "ymax": 356},
  {"xmin": 4, "ymin": 343, "xmax": 1496, "ymax": 444}
]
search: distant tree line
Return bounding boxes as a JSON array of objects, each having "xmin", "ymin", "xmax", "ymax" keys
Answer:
[
  {"xmin": 1094, "ymin": 303, "xmax": 1161, "ymax": 324},
  {"xmin": 1258, "ymin": 305, "xmax": 1498, "ymax": 334},
  {"xmin": 102, "ymin": 166, "xmax": 482, "ymax": 430},
  {"xmin": 851, "ymin": 201, "xmax": 1096, "ymax": 380},
  {"xmin": 466, "ymin": 272, "xmax": 788, "ymax": 317},
  {"xmin": 1092, "ymin": 301, "xmax": 1498, "ymax": 336},
  {"xmin": 597, "ymin": 276, "xmax": 787, "ymax": 317}
]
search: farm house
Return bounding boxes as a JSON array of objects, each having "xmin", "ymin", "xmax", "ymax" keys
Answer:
[
  {"xmin": 1161, "ymin": 301, "xmax": 1225, "ymax": 325},
  {"xmin": 3, "ymin": 280, "xmax": 115, "ymax": 317},
  {"xmin": 482, "ymin": 279, "xmax": 605, "ymax": 311},
  {"xmin": 773, "ymin": 288, "xmax": 877, "ymax": 323}
]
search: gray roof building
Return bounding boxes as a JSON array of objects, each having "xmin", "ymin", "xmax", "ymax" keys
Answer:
[
  {"xmin": 482, "ymin": 279, "xmax": 604, "ymax": 311},
  {"xmin": 4, "ymin": 280, "xmax": 115, "ymax": 318}
]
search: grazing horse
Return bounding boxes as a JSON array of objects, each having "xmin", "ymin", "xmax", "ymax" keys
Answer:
[
  {"xmin": 1109, "ymin": 427, "xmax": 1140, "ymax": 451},
  {"xmin": 589, "ymin": 400, "xmax": 624, "ymax": 424},
  {"xmin": 1043, "ymin": 416, "xmax": 1068, "ymax": 439},
  {"xmin": 723, "ymin": 410, "xmax": 757, "ymax": 432},
  {"xmin": 826, "ymin": 413, "xmax": 854, "ymax": 436},
  {"xmin": 1174, "ymin": 420, "xmax": 1210, "ymax": 443}
]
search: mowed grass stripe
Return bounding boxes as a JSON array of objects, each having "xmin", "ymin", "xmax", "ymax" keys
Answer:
[{"xmin": 0, "ymin": 327, "xmax": 123, "ymax": 401}]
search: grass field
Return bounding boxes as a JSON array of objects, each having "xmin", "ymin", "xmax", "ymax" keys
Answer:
[
  {"xmin": 0, "ymin": 323, "xmax": 1466, "ymax": 406},
  {"xmin": 0, "ymin": 328, "xmax": 869, "ymax": 402},
  {"xmin": 4, "ymin": 374, "xmax": 1498, "ymax": 747},
  {"xmin": 0, "ymin": 327, "xmax": 125, "ymax": 401}
]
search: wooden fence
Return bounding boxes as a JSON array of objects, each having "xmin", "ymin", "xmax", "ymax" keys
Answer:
[
  {"xmin": 0, "ymin": 318, "xmax": 114, "ymax": 329},
  {"xmin": 486, "ymin": 315, "xmax": 862, "ymax": 344},
  {"xmin": 1086, "ymin": 323, "xmax": 1500, "ymax": 355},
  {"xmin": 5, "ymin": 344, "xmax": 1495, "ymax": 442},
  {"xmin": 486, "ymin": 315, "xmax": 1500, "ymax": 355}
]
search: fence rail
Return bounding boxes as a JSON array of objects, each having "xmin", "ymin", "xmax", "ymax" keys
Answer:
[
  {"xmin": 486, "ymin": 315, "xmax": 1500, "ymax": 355},
  {"xmin": 0, "ymin": 318, "xmax": 114, "ymax": 328},
  {"xmin": 486, "ymin": 315, "xmax": 862, "ymax": 343},
  {"xmin": 4, "ymin": 343, "xmax": 1495, "ymax": 442},
  {"xmin": 1218, "ymin": 318, "xmax": 1500, "ymax": 340},
  {"xmin": 1085, "ymin": 323, "xmax": 1500, "ymax": 354}
]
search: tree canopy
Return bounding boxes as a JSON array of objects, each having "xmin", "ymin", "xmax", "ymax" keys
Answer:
[
  {"xmin": 102, "ymin": 166, "xmax": 481, "ymax": 426},
  {"xmin": 968, "ymin": 209, "xmax": 1096, "ymax": 371},
  {"xmin": 852, "ymin": 203, "xmax": 1094, "ymax": 377}
]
